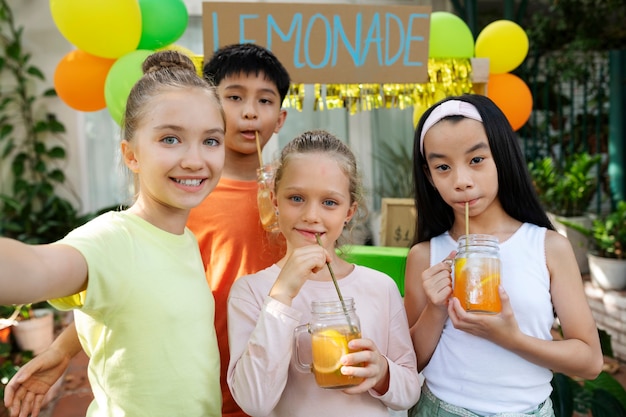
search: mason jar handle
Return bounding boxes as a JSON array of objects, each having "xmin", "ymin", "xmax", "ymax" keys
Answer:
[{"xmin": 293, "ymin": 323, "xmax": 312, "ymax": 373}]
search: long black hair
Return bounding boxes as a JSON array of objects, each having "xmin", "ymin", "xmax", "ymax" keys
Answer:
[{"xmin": 411, "ymin": 94, "xmax": 553, "ymax": 245}]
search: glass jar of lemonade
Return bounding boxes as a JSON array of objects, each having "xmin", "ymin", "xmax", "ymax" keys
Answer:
[
  {"xmin": 294, "ymin": 298, "xmax": 364, "ymax": 389},
  {"xmin": 453, "ymin": 234, "xmax": 502, "ymax": 314},
  {"xmin": 256, "ymin": 164, "xmax": 279, "ymax": 233}
]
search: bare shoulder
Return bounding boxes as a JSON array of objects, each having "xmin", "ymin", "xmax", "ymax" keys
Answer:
[
  {"xmin": 544, "ymin": 229, "xmax": 579, "ymax": 280},
  {"xmin": 544, "ymin": 229, "xmax": 576, "ymax": 258},
  {"xmin": 407, "ymin": 241, "xmax": 430, "ymax": 265},
  {"xmin": 406, "ymin": 241, "xmax": 432, "ymax": 282}
]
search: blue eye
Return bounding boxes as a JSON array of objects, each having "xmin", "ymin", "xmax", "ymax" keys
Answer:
[
  {"xmin": 204, "ymin": 138, "xmax": 220, "ymax": 147},
  {"xmin": 162, "ymin": 136, "xmax": 179, "ymax": 145},
  {"xmin": 323, "ymin": 200, "xmax": 338, "ymax": 207}
]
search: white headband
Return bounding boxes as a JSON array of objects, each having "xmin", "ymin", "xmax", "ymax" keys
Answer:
[{"xmin": 419, "ymin": 100, "xmax": 483, "ymax": 156}]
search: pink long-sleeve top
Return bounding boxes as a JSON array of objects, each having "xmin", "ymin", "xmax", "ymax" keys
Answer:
[{"xmin": 227, "ymin": 264, "xmax": 422, "ymax": 417}]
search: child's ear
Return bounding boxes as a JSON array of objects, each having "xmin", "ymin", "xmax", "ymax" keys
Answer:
[
  {"xmin": 121, "ymin": 140, "xmax": 139, "ymax": 173},
  {"xmin": 273, "ymin": 108, "xmax": 288, "ymax": 134},
  {"xmin": 345, "ymin": 202, "xmax": 358, "ymax": 224}
]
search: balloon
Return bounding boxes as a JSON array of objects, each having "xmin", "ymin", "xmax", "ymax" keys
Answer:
[
  {"xmin": 159, "ymin": 44, "xmax": 203, "ymax": 76},
  {"xmin": 487, "ymin": 73, "xmax": 532, "ymax": 131},
  {"xmin": 475, "ymin": 20, "xmax": 529, "ymax": 74},
  {"xmin": 50, "ymin": 0, "xmax": 141, "ymax": 59},
  {"xmin": 104, "ymin": 50, "xmax": 154, "ymax": 125},
  {"xmin": 429, "ymin": 12, "xmax": 474, "ymax": 58},
  {"xmin": 54, "ymin": 50, "xmax": 116, "ymax": 112},
  {"xmin": 137, "ymin": 0, "xmax": 189, "ymax": 50}
]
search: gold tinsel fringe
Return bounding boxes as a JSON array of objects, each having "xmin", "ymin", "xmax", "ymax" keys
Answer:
[{"xmin": 284, "ymin": 58, "xmax": 474, "ymax": 114}]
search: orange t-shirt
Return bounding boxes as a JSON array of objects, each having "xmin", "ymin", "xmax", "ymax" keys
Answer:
[{"xmin": 187, "ymin": 177, "xmax": 285, "ymax": 417}]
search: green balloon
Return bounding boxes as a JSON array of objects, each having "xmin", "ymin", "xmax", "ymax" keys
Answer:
[
  {"xmin": 429, "ymin": 12, "xmax": 475, "ymax": 58},
  {"xmin": 137, "ymin": 0, "xmax": 189, "ymax": 50},
  {"xmin": 104, "ymin": 49, "xmax": 154, "ymax": 125}
]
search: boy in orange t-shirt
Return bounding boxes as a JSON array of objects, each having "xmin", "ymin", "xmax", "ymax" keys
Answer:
[{"xmin": 186, "ymin": 43, "xmax": 289, "ymax": 416}]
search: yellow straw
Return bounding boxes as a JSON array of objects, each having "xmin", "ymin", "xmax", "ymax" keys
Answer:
[
  {"xmin": 465, "ymin": 202, "xmax": 469, "ymax": 237},
  {"xmin": 255, "ymin": 131, "xmax": 264, "ymax": 167},
  {"xmin": 315, "ymin": 233, "xmax": 356, "ymax": 333}
]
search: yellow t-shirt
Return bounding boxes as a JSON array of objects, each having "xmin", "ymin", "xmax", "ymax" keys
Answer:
[{"xmin": 50, "ymin": 211, "xmax": 221, "ymax": 416}]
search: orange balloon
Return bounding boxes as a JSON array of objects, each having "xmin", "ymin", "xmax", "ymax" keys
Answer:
[
  {"xmin": 54, "ymin": 50, "xmax": 116, "ymax": 112},
  {"xmin": 487, "ymin": 73, "xmax": 532, "ymax": 131}
]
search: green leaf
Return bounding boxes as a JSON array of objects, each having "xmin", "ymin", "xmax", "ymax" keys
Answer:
[
  {"xmin": 48, "ymin": 169, "xmax": 65, "ymax": 182},
  {"xmin": 34, "ymin": 160, "xmax": 46, "ymax": 173},
  {"xmin": 26, "ymin": 65, "xmax": 44, "ymax": 80},
  {"xmin": 43, "ymin": 88, "xmax": 57, "ymax": 97},
  {"xmin": 5, "ymin": 40, "xmax": 21, "ymax": 60},
  {"xmin": 33, "ymin": 120, "xmax": 49, "ymax": 133},
  {"xmin": 2, "ymin": 140, "xmax": 14, "ymax": 158},
  {"xmin": 47, "ymin": 114, "xmax": 65, "ymax": 133},
  {"xmin": 11, "ymin": 153, "xmax": 26, "ymax": 176},
  {"xmin": 551, "ymin": 373, "xmax": 575, "ymax": 417},
  {"xmin": 0, "ymin": 124, "xmax": 13, "ymax": 140},
  {"xmin": 585, "ymin": 371, "xmax": 626, "ymax": 410},
  {"xmin": 34, "ymin": 141, "xmax": 45, "ymax": 154},
  {"xmin": 599, "ymin": 328, "xmax": 614, "ymax": 358},
  {"xmin": 13, "ymin": 178, "xmax": 29, "ymax": 195},
  {"xmin": 589, "ymin": 389, "xmax": 626, "ymax": 417},
  {"xmin": 0, "ymin": 195, "xmax": 22, "ymax": 211},
  {"xmin": 47, "ymin": 146, "xmax": 66, "ymax": 158}
]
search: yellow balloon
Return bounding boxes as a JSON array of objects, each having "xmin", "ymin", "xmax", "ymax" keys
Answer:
[
  {"xmin": 50, "ymin": 0, "xmax": 141, "ymax": 59},
  {"xmin": 475, "ymin": 20, "xmax": 529, "ymax": 74}
]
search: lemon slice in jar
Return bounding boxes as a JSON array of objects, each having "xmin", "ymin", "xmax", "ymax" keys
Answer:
[
  {"xmin": 480, "ymin": 273, "xmax": 499, "ymax": 286},
  {"xmin": 312, "ymin": 329, "xmax": 349, "ymax": 374}
]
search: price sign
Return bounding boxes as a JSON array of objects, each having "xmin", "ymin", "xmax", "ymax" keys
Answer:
[{"xmin": 380, "ymin": 198, "xmax": 416, "ymax": 248}]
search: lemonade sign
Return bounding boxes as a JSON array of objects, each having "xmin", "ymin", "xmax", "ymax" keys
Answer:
[{"xmin": 202, "ymin": 2, "xmax": 431, "ymax": 84}]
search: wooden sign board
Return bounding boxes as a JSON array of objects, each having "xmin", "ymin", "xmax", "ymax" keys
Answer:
[
  {"xmin": 380, "ymin": 198, "xmax": 416, "ymax": 248},
  {"xmin": 202, "ymin": 2, "xmax": 431, "ymax": 84}
]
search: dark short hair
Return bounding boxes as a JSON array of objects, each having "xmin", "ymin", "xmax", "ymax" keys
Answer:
[{"xmin": 203, "ymin": 43, "xmax": 291, "ymax": 104}]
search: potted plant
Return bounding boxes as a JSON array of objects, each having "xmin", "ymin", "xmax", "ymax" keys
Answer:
[
  {"xmin": 528, "ymin": 153, "xmax": 603, "ymax": 274},
  {"xmin": 0, "ymin": 304, "xmax": 55, "ymax": 356},
  {"xmin": 584, "ymin": 201, "xmax": 626, "ymax": 291},
  {"xmin": 563, "ymin": 200, "xmax": 626, "ymax": 290}
]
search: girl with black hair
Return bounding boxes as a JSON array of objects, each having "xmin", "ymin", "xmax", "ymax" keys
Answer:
[{"xmin": 404, "ymin": 94, "xmax": 602, "ymax": 416}]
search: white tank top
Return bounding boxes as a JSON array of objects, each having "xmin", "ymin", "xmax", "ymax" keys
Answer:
[{"xmin": 423, "ymin": 223, "xmax": 554, "ymax": 414}]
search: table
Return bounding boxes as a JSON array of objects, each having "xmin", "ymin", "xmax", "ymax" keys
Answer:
[{"xmin": 342, "ymin": 245, "xmax": 409, "ymax": 296}]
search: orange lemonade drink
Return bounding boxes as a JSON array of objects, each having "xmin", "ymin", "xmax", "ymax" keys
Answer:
[
  {"xmin": 311, "ymin": 326, "xmax": 364, "ymax": 388},
  {"xmin": 256, "ymin": 164, "xmax": 279, "ymax": 232},
  {"xmin": 453, "ymin": 257, "xmax": 501, "ymax": 313},
  {"xmin": 257, "ymin": 187, "xmax": 278, "ymax": 229}
]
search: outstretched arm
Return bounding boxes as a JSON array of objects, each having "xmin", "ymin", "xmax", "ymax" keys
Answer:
[
  {"xmin": 0, "ymin": 239, "xmax": 87, "ymax": 305},
  {"xmin": 4, "ymin": 322, "xmax": 83, "ymax": 417}
]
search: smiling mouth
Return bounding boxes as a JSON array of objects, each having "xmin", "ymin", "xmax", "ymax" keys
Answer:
[
  {"xmin": 299, "ymin": 229, "xmax": 323, "ymax": 237},
  {"xmin": 173, "ymin": 178, "xmax": 203, "ymax": 186}
]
